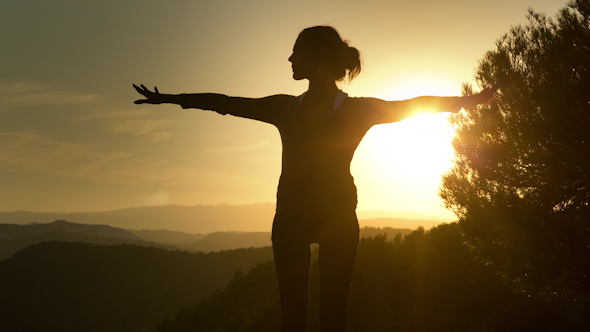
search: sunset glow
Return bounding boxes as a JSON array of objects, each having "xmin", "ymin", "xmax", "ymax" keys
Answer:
[{"xmin": 0, "ymin": 0, "xmax": 565, "ymax": 223}]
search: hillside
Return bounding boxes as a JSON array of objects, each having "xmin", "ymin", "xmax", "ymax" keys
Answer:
[
  {"xmin": 1, "ymin": 223, "xmax": 575, "ymax": 332},
  {"xmin": 149, "ymin": 224, "xmax": 568, "ymax": 332},
  {"xmin": 0, "ymin": 241, "xmax": 274, "ymax": 332}
]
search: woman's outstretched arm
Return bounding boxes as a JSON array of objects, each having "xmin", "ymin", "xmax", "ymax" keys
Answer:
[
  {"xmin": 362, "ymin": 85, "xmax": 499, "ymax": 124},
  {"xmin": 133, "ymin": 84, "xmax": 292, "ymax": 125}
]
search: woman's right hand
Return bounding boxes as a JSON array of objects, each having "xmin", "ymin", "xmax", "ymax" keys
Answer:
[
  {"xmin": 463, "ymin": 83, "xmax": 500, "ymax": 109},
  {"xmin": 133, "ymin": 84, "xmax": 165, "ymax": 104}
]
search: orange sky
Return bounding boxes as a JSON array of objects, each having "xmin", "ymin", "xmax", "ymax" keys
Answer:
[{"xmin": 0, "ymin": 0, "xmax": 565, "ymax": 221}]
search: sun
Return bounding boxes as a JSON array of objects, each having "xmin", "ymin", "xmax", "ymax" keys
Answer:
[
  {"xmin": 350, "ymin": 79, "xmax": 459, "ymax": 218},
  {"xmin": 357, "ymin": 113, "xmax": 456, "ymax": 183}
]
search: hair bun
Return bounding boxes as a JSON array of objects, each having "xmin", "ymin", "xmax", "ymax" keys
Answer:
[{"xmin": 343, "ymin": 45, "xmax": 361, "ymax": 81}]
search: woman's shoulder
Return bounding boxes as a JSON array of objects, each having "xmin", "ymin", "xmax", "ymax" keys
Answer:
[{"xmin": 341, "ymin": 96, "xmax": 387, "ymax": 110}]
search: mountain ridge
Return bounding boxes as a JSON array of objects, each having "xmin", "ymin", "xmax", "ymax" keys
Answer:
[
  {"xmin": 0, "ymin": 203, "xmax": 451, "ymax": 233},
  {"xmin": 0, "ymin": 219, "xmax": 140, "ymax": 240},
  {"xmin": 0, "ymin": 219, "xmax": 415, "ymax": 261}
]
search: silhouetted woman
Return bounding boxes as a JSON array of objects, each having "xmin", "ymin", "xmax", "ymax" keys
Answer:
[{"xmin": 134, "ymin": 25, "xmax": 496, "ymax": 332}]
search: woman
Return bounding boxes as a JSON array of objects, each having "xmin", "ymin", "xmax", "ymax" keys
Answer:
[{"xmin": 134, "ymin": 25, "xmax": 496, "ymax": 332}]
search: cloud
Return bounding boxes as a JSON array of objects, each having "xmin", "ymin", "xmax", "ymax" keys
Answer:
[
  {"xmin": 0, "ymin": 80, "xmax": 173, "ymax": 142},
  {"xmin": 0, "ymin": 81, "xmax": 101, "ymax": 109},
  {"xmin": 75, "ymin": 108, "xmax": 174, "ymax": 142},
  {"xmin": 0, "ymin": 131, "xmax": 209, "ymax": 186}
]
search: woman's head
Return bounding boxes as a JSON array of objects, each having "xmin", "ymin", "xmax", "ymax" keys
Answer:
[{"xmin": 289, "ymin": 26, "xmax": 362, "ymax": 82}]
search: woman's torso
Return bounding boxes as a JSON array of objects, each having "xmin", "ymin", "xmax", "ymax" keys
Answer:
[{"xmin": 274, "ymin": 93, "xmax": 372, "ymax": 217}]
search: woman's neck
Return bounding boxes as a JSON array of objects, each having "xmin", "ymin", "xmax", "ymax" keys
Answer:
[{"xmin": 306, "ymin": 76, "xmax": 339, "ymax": 101}]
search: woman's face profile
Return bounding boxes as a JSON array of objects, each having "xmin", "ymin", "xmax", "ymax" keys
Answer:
[{"xmin": 288, "ymin": 36, "xmax": 319, "ymax": 81}]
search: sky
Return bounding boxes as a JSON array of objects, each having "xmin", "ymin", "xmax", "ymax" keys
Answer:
[{"xmin": 0, "ymin": 0, "xmax": 565, "ymax": 219}]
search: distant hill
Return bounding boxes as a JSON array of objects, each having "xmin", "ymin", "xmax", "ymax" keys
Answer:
[
  {"xmin": 0, "ymin": 203, "xmax": 450, "ymax": 234},
  {"xmin": 129, "ymin": 229, "xmax": 271, "ymax": 252},
  {"xmin": 0, "ymin": 220, "xmax": 180, "ymax": 261},
  {"xmin": 128, "ymin": 229, "xmax": 206, "ymax": 245},
  {"xmin": 187, "ymin": 232, "xmax": 271, "ymax": 252},
  {"xmin": 356, "ymin": 210, "xmax": 453, "ymax": 222},
  {"xmin": 130, "ymin": 227, "xmax": 414, "ymax": 253},
  {"xmin": 0, "ymin": 218, "xmax": 417, "ymax": 261},
  {"xmin": 359, "ymin": 217, "xmax": 445, "ymax": 230},
  {"xmin": 0, "ymin": 203, "xmax": 276, "ymax": 233},
  {"xmin": 0, "ymin": 220, "xmax": 269, "ymax": 261},
  {"xmin": 0, "ymin": 219, "xmax": 140, "ymax": 240}
]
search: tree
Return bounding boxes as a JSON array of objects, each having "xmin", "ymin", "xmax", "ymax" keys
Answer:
[{"xmin": 439, "ymin": 0, "xmax": 590, "ymax": 320}]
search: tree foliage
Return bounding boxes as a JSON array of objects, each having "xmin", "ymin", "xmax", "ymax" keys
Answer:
[{"xmin": 440, "ymin": 0, "xmax": 590, "ymax": 316}]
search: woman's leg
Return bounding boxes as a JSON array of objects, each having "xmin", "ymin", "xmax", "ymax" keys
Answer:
[
  {"xmin": 272, "ymin": 214, "xmax": 312, "ymax": 332},
  {"xmin": 317, "ymin": 215, "xmax": 360, "ymax": 332}
]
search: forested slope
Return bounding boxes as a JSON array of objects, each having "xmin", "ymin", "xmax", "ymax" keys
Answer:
[
  {"xmin": 0, "ymin": 242, "xmax": 273, "ymax": 332},
  {"xmin": 151, "ymin": 223, "xmax": 569, "ymax": 332}
]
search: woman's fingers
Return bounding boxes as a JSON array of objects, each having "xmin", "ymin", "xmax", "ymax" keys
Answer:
[
  {"xmin": 133, "ymin": 84, "xmax": 151, "ymax": 96},
  {"xmin": 133, "ymin": 84, "xmax": 162, "ymax": 104},
  {"xmin": 134, "ymin": 84, "xmax": 150, "ymax": 95}
]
